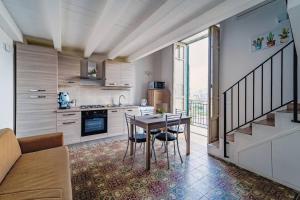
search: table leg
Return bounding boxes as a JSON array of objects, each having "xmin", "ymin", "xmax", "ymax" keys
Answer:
[
  {"xmin": 186, "ymin": 120, "xmax": 190, "ymax": 155},
  {"xmin": 129, "ymin": 123, "xmax": 134, "ymax": 156},
  {"xmin": 145, "ymin": 126, "xmax": 151, "ymax": 170}
]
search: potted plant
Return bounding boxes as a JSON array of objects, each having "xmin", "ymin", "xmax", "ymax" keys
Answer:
[
  {"xmin": 266, "ymin": 32, "xmax": 275, "ymax": 47},
  {"xmin": 279, "ymin": 28, "xmax": 289, "ymax": 43},
  {"xmin": 252, "ymin": 37, "xmax": 264, "ymax": 50}
]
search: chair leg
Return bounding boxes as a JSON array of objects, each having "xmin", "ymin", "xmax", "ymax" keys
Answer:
[
  {"xmin": 176, "ymin": 137, "xmax": 183, "ymax": 164},
  {"xmin": 133, "ymin": 142, "xmax": 137, "ymax": 163},
  {"xmin": 152, "ymin": 137, "xmax": 157, "ymax": 161},
  {"xmin": 173, "ymin": 141, "xmax": 176, "ymax": 155},
  {"xmin": 143, "ymin": 142, "xmax": 145, "ymax": 154},
  {"xmin": 166, "ymin": 140, "xmax": 170, "ymax": 169},
  {"xmin": 123, "ymin": 140, "xmax": 129, "ymax": 161},
  {"xmin": 140, "ymin": 143, "xmax": 143, "ymax": 148}
]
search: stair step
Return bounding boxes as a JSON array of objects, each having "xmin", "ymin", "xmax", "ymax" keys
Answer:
[
  {"xmin": 226, "ymin": 133, "xmax": 235, "ymax": 143},
  {"xmin": 236, "ymin": 125, "xmax": 252, "ymax": 135},
  {"xmin": 287, "ymin": 102, "xmax": 300, "ymax": 111},
  {"xmin": 253, "ymin": 113, "xmax": 275, "ymax": 127},
  {"xmin": 208, "ymin": 140, "xmax": 219, "ymax": 148}
]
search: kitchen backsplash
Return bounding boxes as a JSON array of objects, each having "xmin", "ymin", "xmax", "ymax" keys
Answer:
[{"xmin": 58, "ymin": 85, "xmax": 133, "ymax": 106}]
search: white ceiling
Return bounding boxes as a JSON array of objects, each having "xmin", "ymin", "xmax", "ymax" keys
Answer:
[{"xmin": 1, "ymin": 0, "xmax": 266, "ymax": 60}]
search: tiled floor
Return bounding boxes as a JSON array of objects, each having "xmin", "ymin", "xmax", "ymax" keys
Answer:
[{"xmin": 69, "ymin": 133, "xmax": 298, "ymax": 200}]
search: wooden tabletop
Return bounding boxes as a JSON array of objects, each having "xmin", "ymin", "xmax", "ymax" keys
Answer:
[{"xmin": 134, "ymin": 114, "xmax": 191, "ymax": 126}]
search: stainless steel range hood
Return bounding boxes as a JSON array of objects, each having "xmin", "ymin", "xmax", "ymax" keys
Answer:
[{"xmin": 80, "ymin": 59, "xmax": 103, "ymax": 86}]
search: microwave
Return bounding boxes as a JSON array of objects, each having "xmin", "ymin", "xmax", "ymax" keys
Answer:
[{"xmin": 148, "ymin": 81, "xmax": 165, "ymax": 89}]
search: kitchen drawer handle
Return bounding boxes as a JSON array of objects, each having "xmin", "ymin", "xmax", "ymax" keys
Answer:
[
  {"xmin": 127, "ymin": 110, "xmax": 133, "ymax": 111},
  {"xmin": 111, "ymin": 110, "xmax": 118, "ymax": 112},
  {"xmin": 29, "ymin": 89, "xmax": 46, "ymax": 92},
  {"xmin": 67, "ymin": 81, "xmax": 76, "ymax": 84},
  {"xmin": 63, "ymin": 113, "xmax": 76, "ymax": 116},
  {"xmin": 124, "ymin": 84, "xmax": 129, "ymax": 86},
  {"xmin": 30, "ymin": 95, "xmax": 46, "ymax": 99},
  {"xmin": 63, "ymin": 121, "xmax": 76, "ymax": 125}
]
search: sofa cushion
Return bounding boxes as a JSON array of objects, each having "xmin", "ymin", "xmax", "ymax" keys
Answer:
[
  {"xmin": 0, "ymin": 146, "xmax": 72, "ymax": 200},
  {"xmin": 0, "ymin": 128, "xmax": 21, "ymax": 184}
]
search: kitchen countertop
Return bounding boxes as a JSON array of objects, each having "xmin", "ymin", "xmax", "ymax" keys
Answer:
[{"xmin": 56, "ymin": 105, "xmax": 140, "ymax": 113}]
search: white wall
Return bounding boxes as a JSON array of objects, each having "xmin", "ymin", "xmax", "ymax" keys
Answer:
[
  {"xmin": 219, "ymin": 0, "xmax": 293, "ymax": 139},
  {"xmin": 0, "ymin": 27, "xmax": 14, "ymax": 129}
]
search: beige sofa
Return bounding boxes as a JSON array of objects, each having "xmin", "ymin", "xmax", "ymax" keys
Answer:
[{"xmin": 0, "ymin": 128, "xmax": 72, "ymax": 200}]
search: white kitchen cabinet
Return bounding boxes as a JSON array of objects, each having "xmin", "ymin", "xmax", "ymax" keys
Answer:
[
  {"xmin": 108, "ymin": 109, "xmax": 124, "ymax": 136},
  {"xmin": 120, "ymin": 63, "xmax": 134, "ymax": 87},
  {"xmin": 123, "ymin": 107, "xmax": 141, "ymax": 133},
  {"xmin": 104, "ymin": 60, "xmax": 134, "ymax": 87},
  {"xmin": 57, "ymin": 112, "xmax": 81, "ymax": 145}
]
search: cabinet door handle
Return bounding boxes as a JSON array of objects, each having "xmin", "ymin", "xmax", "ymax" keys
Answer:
[
  {"xmin": 63, "ymin": 121, "xmax": 76, "ymax": 125},
  {"xmin": 111, "ymin": 110, "xmax": 118, "ymax": 112},
  {"xmin": 29, "ymin": 89, "xmax": 46, "ymax": 92},
  {"xmin": 127, "ymin": 110, "xmax": 133, "ymax": 111},
  {"xmin": 67, "ymin": 81, "xmax": 76, "ymax": 84},
  {"xmin": 124, "ymin": 84, "xmax": 129, "ymax": 86},
  {"xmin": 63, "ymin": 113, "xmax": 76, "ymax": 116},
  {"xmin": 30, "ymin": 95, "xmax": 46, "ymax": 99}
]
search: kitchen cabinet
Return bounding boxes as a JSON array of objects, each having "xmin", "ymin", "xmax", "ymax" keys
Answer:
[
  {"xmin": 16, "ymin": 43, "xmax": 58, "ymax": 94},
  {"xmin": 58, "ymin": 54, "xmax": 81, "ymax": 86},
  {"xmin": 57, "ymin": 112, "xmax": 81, "ymax": 145},
  {"xmin": 108, "ymin": 109, "xmax": 124, "ymax": 135},
  {"xmin": 16, "ymin": 43, "xmax": 58, "ymax": 137},
  {"xmin": 104, "ymin": 60, "xmax": 134, "ymax": 87},
  {"xmin": 123, "ymin": 107, "xmax": 140, "ymax": 133}
]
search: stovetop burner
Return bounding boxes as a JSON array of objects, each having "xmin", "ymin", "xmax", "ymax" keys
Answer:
[{"xmin": 80, "ymin": 105, "xmax": 105, "ymax": 109}]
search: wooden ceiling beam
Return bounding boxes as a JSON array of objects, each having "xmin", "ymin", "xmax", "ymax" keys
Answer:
[
  {"xmin": 42, "ymin": 0, "xmax": 62, "ymax": 51},
  {"xmin": 0, "ymin": 1, "xmax": 23, "ymax": 42},
  {"xmin": 84, "ymin": 0, "xmax": 130, "ymax": 58},
  {"xmin": 107, "ymin": 0, "xmax": 184, "ymax": 59},
  {"xmin": 128, "ymin": 0, "xmax": 266, "ymax": 61}
]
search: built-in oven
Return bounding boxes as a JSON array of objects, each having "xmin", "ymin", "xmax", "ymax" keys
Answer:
[{"xmin": 81, "ymin": 110, "xmax": 107, "ymax": 137}]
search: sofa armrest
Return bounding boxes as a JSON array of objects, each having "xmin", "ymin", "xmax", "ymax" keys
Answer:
[{"xmin": 18, "ymin": 132, "xmax": 64, "ymax": 154}]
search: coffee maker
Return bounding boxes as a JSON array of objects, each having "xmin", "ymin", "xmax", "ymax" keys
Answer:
[{"xmin": 58, "ymin": 92, "xmax": 71, "ymax": 109}]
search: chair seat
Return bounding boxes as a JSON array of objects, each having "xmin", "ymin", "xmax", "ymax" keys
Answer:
[
  {"xmin": 168, "ymin": 126, "xmax": 184, "ymax": 133},
  {"xmin": 129, "ymin": 133, "xmax": 146, "ymax": 143},
  {"xmin": 144, "ymin": 129, "xmax": 161, "ymax": 135},
  {"xmin": 155, "ymin": 132, "xmax": 176, "ymax": 141}
]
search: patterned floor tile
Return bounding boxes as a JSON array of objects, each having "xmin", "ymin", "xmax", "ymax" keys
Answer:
[{"xmin": 69, "ymin": 134, "xmax": 297, "ymax": 200}]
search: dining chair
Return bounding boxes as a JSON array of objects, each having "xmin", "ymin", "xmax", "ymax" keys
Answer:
[
  {"xmin": 140, "ymin": 109, "xmax": 161, "ymax": 158},
  {"xmin": 140, "ymin": 109, "xmax": 161, "ymax": 135},
  {"xmin": 123, "ymin": 113, "xmax": 146, "ymax": 162},
  {"xmin": 153, "ymin": 113, "xmax": 183, "ymax": 169},
  {"xmin": 167, "ymin": 109, "xmax": 186, "ymax": 141}
]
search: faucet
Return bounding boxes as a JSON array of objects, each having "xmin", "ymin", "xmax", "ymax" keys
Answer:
[{"xmin": 118, "ymin": 95, "xmax": 126, "ymax": 106}]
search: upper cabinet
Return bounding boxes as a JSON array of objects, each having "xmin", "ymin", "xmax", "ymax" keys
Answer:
[
  {"xmin": 58, "ymin": 54, "xmax": 81, "ymax": 86},
  {"xmin": 16, "ymin": 43, "xmax": 58, "ymax": 94},
  {"xmin": 104, "ymin": 60, "xmax": 134, "ymax": 87}
]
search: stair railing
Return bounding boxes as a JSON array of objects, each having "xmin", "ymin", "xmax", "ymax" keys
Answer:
[{"xmin": 223, "ymin": 40, "xmax": 298, "ymax": 157}]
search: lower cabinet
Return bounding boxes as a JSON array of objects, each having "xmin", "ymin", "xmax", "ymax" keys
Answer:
[
  {"xmin": 108, "ymin": 109, "xmax": 124, "ymax": 136},
  {"xmin": 108, "ymin": 107, "xmax": 140, "ymax": 136},
  {"xmin": 57, "ymin": 112, "xmax": 81, "ymax": 145}
]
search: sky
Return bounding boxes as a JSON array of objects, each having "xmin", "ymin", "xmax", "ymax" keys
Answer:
[{"xmin": 188, "ymin": 37, "xmax": 209, "ymax": 99}]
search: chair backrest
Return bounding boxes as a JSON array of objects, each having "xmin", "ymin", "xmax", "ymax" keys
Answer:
[
  {"xmin": 140, "ymin": 109, "xmax": 155, "ymax": 116},
  {"xmin": 124, "ymin": 113, "xmax": 136, "ymax": 138},
  {"xmin": 165, "ymin": 113, "xmax": 182, "ymax": 134},
  {"xmin": 175, "ymin": 109, "xmax": 187, "ymax": 116}
]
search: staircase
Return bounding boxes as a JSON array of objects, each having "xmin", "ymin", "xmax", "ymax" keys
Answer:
[{"xmin": 223, "ymin": 40, "xmax": 299, "ymax": 158}]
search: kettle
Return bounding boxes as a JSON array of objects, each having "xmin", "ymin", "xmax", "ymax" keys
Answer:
[{"xmin": 58, "ymin": 92, "xmax": 71, "ymax": 109}]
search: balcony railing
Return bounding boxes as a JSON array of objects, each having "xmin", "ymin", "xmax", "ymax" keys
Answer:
[{"xmin": 188, "ymin": 100, "xmax": 208, "ymax": 128}]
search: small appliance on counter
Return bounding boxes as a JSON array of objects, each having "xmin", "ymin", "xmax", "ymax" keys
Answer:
[
  {"xmin": 58, "ymin": 92, "xmax": 71, "ymax": 109},
  {"xmin": 148, "ymin": 81, "xmax": 165, "ymax": 89},
  {"xmin": 140, "ymin": 98, "xmax": 147, "ymax": 106}
]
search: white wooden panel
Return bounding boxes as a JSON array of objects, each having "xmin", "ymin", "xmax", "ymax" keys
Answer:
[
  {"xmin": 238, "ymin": 141, "xmax": 272, "ymax": 177},
  {"xmin": 272, "ymin": 131, "xmax": 300, "ymax": 188},
  {"xmin": 108, "ymin": 109, "xmax": 124, "ymax": 134}
]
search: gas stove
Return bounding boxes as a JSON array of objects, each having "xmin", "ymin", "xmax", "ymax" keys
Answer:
[{"xmin": 80, "ymin": 105, "xmax": 105, "ymax": 109}]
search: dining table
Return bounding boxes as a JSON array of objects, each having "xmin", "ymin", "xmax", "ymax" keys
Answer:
[{"xmin": 129, "ymin": 114, "xmax": 191, "ymax": 170}]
